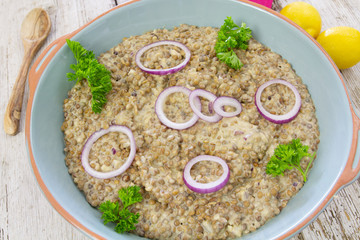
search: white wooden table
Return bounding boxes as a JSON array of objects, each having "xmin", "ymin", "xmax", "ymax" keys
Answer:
[{"xmin": 1, "ymin": 0, "xmax": 359, "ymax": 239}]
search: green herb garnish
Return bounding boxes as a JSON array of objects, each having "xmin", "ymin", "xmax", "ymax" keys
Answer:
[
  {"xmin": 99, "ymin": 186, "xmax": 143, "ymax": 233},
  {"xmin": 266, "ymin": 139, "xmax": 316, "ymax": 182},
  {"xmin": 66, "ymin": 39, "xmax": 112, "ymax": 113},
  {"xmin": 214, "ymin": 16, "xmax": 252, "ymax": 70}
]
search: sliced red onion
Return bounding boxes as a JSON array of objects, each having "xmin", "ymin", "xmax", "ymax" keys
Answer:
[
  {"xmin": 208, "ymin": 102, "xmax": 214, "ymax": 114},
  {"xmin": 213, "ymin": 96, "xmax": 242, "ymax": 118},
  {"xmin": 243, "ymin": 133, "xmax": 252, "ymax": 141},
  {"xmin": 135, "ymin": 40, "xmax": 191, "ymax": 75},
  {"xmin": 255, "ymin": 79, "xmax": 302, "ymax": 124},
  {"xmin": 155, "ymin": 86, "xmax": 201, "ymax": 130},
  {"xmin": 183, "ymin": 155, "xmax": 230, "ymax": 194},
  {"xmin": 81, "ymin": 125, "xmax": 136, "ymax": 179},
  {"xmin": 189, "ymin": 89, "xmax": 222, "ymax": 123}
]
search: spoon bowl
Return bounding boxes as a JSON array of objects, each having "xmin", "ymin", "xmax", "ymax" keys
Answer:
[{"xmin": 21, "ymin": 8, "xmax": 51, "ymax": 42}]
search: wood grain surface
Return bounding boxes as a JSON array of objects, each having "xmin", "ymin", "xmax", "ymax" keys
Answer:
[{"xmin": 1, "ymin": 0, "xmax": 359, "ymax": 239}]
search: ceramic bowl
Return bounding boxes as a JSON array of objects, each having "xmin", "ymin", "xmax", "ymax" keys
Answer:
[{"xmin": 25, "ymin": 0, "xmax": 360, "ymax": 239}]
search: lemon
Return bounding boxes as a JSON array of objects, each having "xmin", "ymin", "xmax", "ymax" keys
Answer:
[
  {"xmin": 280, "ymin": 2, "xmax": 322, "ymax": 38},
  {"xmin": 316, "ymin": 27, "xmax": 360, "ymax": 69}
]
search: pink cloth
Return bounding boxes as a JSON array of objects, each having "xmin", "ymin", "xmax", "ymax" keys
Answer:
[{"xmin": 248, "ymin": 0, "xmax": 273, "ymax": 8}]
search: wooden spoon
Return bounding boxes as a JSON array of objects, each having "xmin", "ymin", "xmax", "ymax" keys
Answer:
[{"xmin": 4, "ymin": 8, "xmax": 51, "ymax": 135}]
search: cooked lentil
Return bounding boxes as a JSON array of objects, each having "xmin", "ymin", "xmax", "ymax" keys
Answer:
[{"xmin": 62, "ymin": 24, "xmax": 320, "ymax": 239}]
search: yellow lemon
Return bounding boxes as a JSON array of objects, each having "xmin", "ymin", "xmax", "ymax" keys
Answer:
[
  {"xmin": 280, "ymin": 2, "xmax": 322, "ymax": 38},
  {"xmin": 317, "ymin": 27, "xmax": 360, "ymax": 69}
]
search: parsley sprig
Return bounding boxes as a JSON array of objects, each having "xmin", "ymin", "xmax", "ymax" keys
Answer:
[
  {"xmin": 66, "ymin": 39, "xmax": 112, "ymax": 113},
  {"xmin": 214, "ymin": 16, "xmax": 252, "ymax": 70},
  {"xmin": 99, "ymin": 186, "xmax": 143, "ymax": 233},
  {"xmin": 266, "ymin": 139, "xmax": 316, "ymax": 182}
]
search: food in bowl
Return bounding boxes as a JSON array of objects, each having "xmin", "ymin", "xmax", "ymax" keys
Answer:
[{"xmin": 61, "ymin": 22, "xmax": 319, "ymax": 239}]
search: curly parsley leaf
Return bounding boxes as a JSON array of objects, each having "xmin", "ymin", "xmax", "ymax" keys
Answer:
[
  {"xmin": 266, "ymin": 139, "xmax": 316, "ymax": 182},
  {"xmin": 66, "ymin": 39, "xmax": 112, "ymax": 113},
  {"xmin": 215, "ymin": 17, "xmax": 252, "ymax": 70},
  {"xmin": 99, "ymin": 186, "xmax": 142, "ymax": 234},
  {"xmin": 98, "ymin": 201, "xmax": 120, "ymax": 225},
  {"xmin": 118, "ymin": 185, "xmax": 143, "ymax": 209},
  {"xmin": 216, "ymin": 50, "xmax": 244, "ymax": 70},
  {"xmin": 114, "ymin": 208, "xmax": 140, "ymax": 233}
]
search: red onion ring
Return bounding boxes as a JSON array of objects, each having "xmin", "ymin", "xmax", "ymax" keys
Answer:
[
  {"xmin": 213, "ymin": 96, "xmax": 242, "ymax": 118},
  {"xmin": 189, "ymin": 89, "xmax": 223, "ymax": 123},
  {"xmin": 81, "ymin": 125, "xmax": 136, "ymax": 179},
  {"xmin": 135, "ymin": 40, "xmax": 191, "ymax": 75},
  {"xmin": 255, "ymin": 79, "xmax": 302, "ymax": 124},
  {"xmin": 155, "ymin": 86, "xmax": 201, "ymax": 130},
  {"xmin": 183, "ymin": 155, "xmax": 230, "ymax": 194}
]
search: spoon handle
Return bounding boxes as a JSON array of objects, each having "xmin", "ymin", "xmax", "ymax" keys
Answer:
[{"xmin": 4, "ymin": 46, "xmax": 37, "ymax": 135}]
